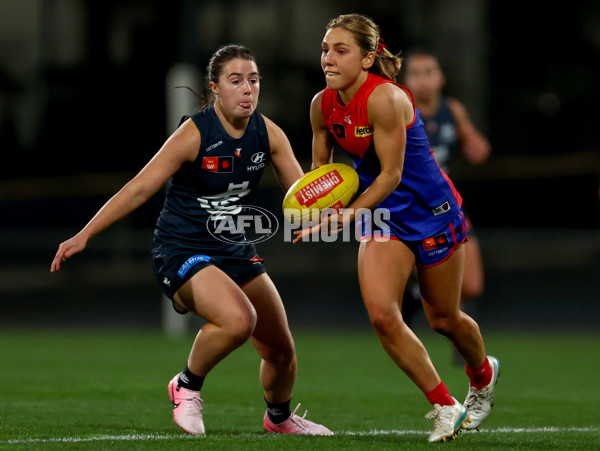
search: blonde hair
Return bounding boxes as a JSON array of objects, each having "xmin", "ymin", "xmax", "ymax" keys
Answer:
[{"xmin": 326, "ymin": 14, "xmax": 402, "ymax": 81}]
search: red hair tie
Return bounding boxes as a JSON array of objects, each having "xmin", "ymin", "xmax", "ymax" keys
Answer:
[{"xmin": 377, "ymin": 38, "xmax": 387, "ymax": 54}]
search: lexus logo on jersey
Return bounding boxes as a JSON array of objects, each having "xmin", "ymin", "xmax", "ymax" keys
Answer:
[{"xmin": 202, "ymin": 156, "xmax": 233, "ymax": 173}]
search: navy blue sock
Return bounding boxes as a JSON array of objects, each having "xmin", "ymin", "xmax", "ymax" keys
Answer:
[
  {"xmin": 178, "ymin": 366, "xmax": 205, "ymax": 391},
  {"xmin": 266, "ymin": 398, "xmax": 291, "ymax": 424}
]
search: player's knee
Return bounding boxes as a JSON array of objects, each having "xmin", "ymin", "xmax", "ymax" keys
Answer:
[
  {"xmin": 427, "ymin": 315, "xmax": 456, "ymax": 337},
  {"xmin": 369, "ymin": 308, "xmax": 403, "ymax": 337},
  {"xmin": 267, "ymin": 343, "xmax": 297, "ymax": 368},
  {"xmin": 227, "ymin": 309, "xmax": 257, "ymax": 346}
]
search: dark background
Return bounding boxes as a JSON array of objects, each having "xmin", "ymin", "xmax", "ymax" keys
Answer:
[{"xmin": 1, "ymin": 0, "xmax": 599, "ymax": 332}]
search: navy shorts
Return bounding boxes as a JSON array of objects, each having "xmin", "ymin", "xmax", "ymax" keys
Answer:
[
  {"xmin": 359, "ymin": 212, "xmax": 468, "ymax": 268},
  {"xmin": 152, "ymin": 245, "xmax": 266, "ymax": 314}
]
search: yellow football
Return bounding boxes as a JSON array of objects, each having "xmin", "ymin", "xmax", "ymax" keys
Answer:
[{"xmin": 282, "ymin": 163, "xmax": 360, "ymax": 223}]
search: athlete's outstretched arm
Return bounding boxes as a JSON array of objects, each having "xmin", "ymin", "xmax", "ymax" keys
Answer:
[
  {"xmin": 50, "ymin": 119, "xmax": 200, "ymax": 272},
  {"xmin": 263, "ymin": 115, "xmax": 304, "ymax": 192},
  {"xmin": 310, "ymin": 91, "xmax": 334, "ymax": 169}
]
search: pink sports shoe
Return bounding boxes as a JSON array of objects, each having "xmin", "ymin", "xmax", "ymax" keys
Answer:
[
  {"xmin": 168, "ymin": 374, "xmax": 205, "ymax": 436},
  {"xmin": 263, "ymin": 403, "xmax": 333, "ymax": 436}
]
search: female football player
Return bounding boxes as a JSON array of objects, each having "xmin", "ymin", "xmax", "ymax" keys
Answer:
[
  {"xmin": 297, "ymin": 14, "xmax": 499, "ymax": 442},
  {"xmin": 51, "ymin": 44, "xmax": 332, "ymax": 437}
]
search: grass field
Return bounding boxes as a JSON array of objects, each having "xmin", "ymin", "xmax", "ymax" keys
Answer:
[{"xmin": 1, "ymin": 328, "xmax": 599, "ymax": 450}]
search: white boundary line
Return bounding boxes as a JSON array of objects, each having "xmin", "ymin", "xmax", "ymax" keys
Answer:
[
  {"xmin": 2, "ymin": 427, "xmax": 599, "ymax": 445},
  {"xmin": 344, "ymin": 427, "xmax": 600, "ymax": 435},
  {"xmin": 1, "ymin": 434, "xmax": 186, "ymax": 445}
]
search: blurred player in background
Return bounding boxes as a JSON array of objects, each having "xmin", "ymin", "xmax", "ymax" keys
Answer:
[
  {"xmin": 298, "ymin": 13, "xmax": 499, "ymax": 442},
  {"xmin": 51, "ymin": 44, "xmax": 332, "ymax": 437},
  {"xmin": 401, "ymin": 50, "xmax": 491, "ymax": 332}
]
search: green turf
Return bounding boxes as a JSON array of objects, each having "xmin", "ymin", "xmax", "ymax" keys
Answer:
[{"xmin": 0, "ymin": 328, "xmax": 599, "ymax": 450}]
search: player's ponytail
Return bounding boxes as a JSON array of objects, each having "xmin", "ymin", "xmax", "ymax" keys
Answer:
[
  {"xmin": 326, "ymin": 14, "xmax": 402, "ymax": 81},
  {"xmin": 373, "ymin": 39, "xmax": 402, "ymax": 81}
]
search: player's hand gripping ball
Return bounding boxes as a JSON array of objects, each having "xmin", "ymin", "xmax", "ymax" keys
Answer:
[{"xmin": 282, "ymin": 163, "xmax": 360, "ymax": 223}]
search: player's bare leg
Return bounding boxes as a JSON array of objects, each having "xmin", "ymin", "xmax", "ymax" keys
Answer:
[
  {"xmin": 168, "ymin": 266, "xmax": 257, "ymax": 435},
  {"xmin": 418, "ymin": 244, "xmax": 486, "ymax": 369},
  {"xmin": 176, "ymin": 266, "xmax": 257, "ymax": 376},
  {"xmin": 461, "ymin": 235, "xmax": 484, "ymax": 301},
  {"xmin": 242, "ymin": 273, "xmax": 297, "ymax": 404},
  {"xmin": 358, "ymin": 238, "xmax": 442, "ymax": 393},
  {"xmin": 418, "ymin": 244, "xmax": 498, "ymax": 429},
  {"xmin": 242, "ymin": 273, "xmax": 333, "ymax": 436},
  {"xmin": 359, "ymin": 238, "xmax": 472, "ymax": 441}
]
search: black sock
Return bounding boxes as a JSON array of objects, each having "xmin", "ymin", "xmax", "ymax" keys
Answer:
[
  {"xmin": 266, "ymin": 398, "xmax": 291, "ymax": 424},
  {"xmin": 177, "ymin": 366, "xmax": 205, "ymax": 392}
]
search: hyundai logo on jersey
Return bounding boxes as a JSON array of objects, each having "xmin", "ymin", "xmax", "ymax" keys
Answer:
[{"xmin": 251, "ymin": 152, "xmax": 266, "ymax": 164}]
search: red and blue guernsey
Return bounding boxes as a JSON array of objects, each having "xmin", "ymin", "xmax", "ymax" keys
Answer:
[{"xmin": 321, "ymin": 72, "xmax": 462, "ymax": 241}]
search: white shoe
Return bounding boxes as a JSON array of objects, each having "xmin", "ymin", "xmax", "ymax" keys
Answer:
[
  {"xmin": 464, "ymin": 355, "xmax": 500, "ymax": 430},
  {"xmin": 425, "ymin": 397, "xmax": 471, "ymax": 442},
  {"xmin": 168, "ymin": 374, "xmax": 205, "ymax": 436}
]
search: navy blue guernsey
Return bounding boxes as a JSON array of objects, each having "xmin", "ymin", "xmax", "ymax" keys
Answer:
[
  {"xmin": 421, "ymin": 97, "xmax": 458, "ymax": 174},
  {"xmin": 153, "ymin": 106, "xmax": 270, "ymax": 254}
]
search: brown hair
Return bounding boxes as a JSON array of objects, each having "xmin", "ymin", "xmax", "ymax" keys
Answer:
[
  {"xmin": 180, "ymin": 44, "xmax": 257, "ymax": 111},
  {"xmin": 326, "ymin": 14, "xmax": 402, "ymax": 81},
  {"xmin": 206, "ymin": 44, "xmax": 256, "ymax": 85}
]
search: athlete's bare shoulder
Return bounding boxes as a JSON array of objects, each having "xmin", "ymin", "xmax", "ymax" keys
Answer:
[
  {"xmin": 310, "ymin": 90, "xmax": 327, "ymax": 128},
  {"xmin": 311, "ymin": 89, "xmax": 325, "ymax": 104},
  {"xmin": 368, "ymin": 82, "xmax": 413, "ymax": 126},
  {"xmin": 261, "ymin": 114, "xmax": 286, "ymax": 147},
  {"xmin": 310, "ymin": 90, "xmax": 326, "ymax": 114}
]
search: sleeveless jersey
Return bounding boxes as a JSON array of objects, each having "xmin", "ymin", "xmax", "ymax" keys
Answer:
[
  {"xmin": 321, "ymin": 73, "xmax": 462, "ymax": 241},
  {"xmin": 420, "ymin": 97, "xmax": 458, "ymax": 174},
  {"xmin": 153, "ymin": 106, "xmax": 270, "ymax": 254}
]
